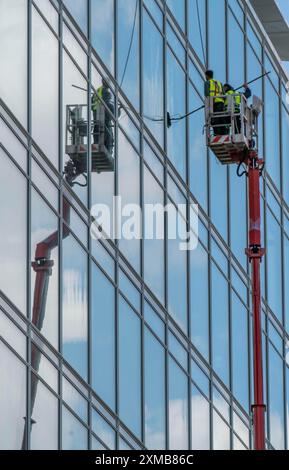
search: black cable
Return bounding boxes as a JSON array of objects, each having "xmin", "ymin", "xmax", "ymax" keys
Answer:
[
  {"xmin": 196, "ymin": 0, "xmax": 206, "ymax": 66},
  {"xmin": 120, "ymin": 0, "xmax": 139, "ymax": 89},
  {"xmin": 72, "ymin": 174, "xmax": 88, "ymax": 187},
  {"xmin": 236, "ymin": 152, "xmax": 247, "ymax": 178},
  {"xmin": 170, "ymin": 105, "xmax": 205, "ymax": 123}
]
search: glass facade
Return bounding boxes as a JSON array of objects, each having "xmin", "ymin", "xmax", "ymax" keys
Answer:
[{"xmin": 0, "ymin": 0, "xmax": 288, "ymax": 450}]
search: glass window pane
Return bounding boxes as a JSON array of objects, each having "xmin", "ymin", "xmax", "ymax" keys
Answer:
[
  {"xmin": 229, "ymin": 165, "xmax": 247, "ymax": 268},
  {"xmin": 30, "ymin": 378, "xmax": 58, "ymax": 450},
  {"xmin": 32, "ymin": 7, "xmax": 59, "ymax": 168},
  {"xmin": 169, "ymin": 358, "xmax": 189, "ymax": 450},
  {"xmin": 143, "ymin": 11, "xmax": 164, "ymax": 146},
  {"xmin": 228, "ymin": 12, "xmax": 244, "ymax": 86},
  {"xmin": 169, "ymin": 331, "xmax": 187, "ymax": 370},
  {"xmin": 62, "ymin": 236, "xmax": 88, "ymax": 380},
  {"xmin": 144, "ymin": 328, "xmax": 166, "ymax": 449},
  {"xmin": 0, "ymin": 117, "xmax": 27, "ymax": 169},
  {"xmin": 31, "ymin": 189, "xmax": 59, "ymax": 349},
  {"xmin": 119, "ymin": 297, "xmax": 141, "ymax": 438},
  {"xmin": 118, "ymin": 130, "xmax": 141, "ymax": 272},
  {"xmin": 211, "ymin": 264, "xmax": 229, "ymax": 386},
  {"xmin": 35, "ymin": 348, "xmax": 58, "ymax": 392},
  {"xmin": 0, "ymin": 311, "xmax": 26, "ymax": 359},
  {"xmin": 213, "ymin": 410, "xmax": 230, "ymax": 450},
  {"xmin": 190, "ymin": 242, "xmax": 209, "ymax": 360},
  {"xmin": 167, "ymin": 22, "xmax": 185, "ymax": 66},
  {"xmin": 91, "ymin": 436, "xmax": 107, "ymax": 450},
  {"xmin": 144, "ymin": 166, "xmax": 165, "ymax": 303},
  {"xmin": 232, "ymin": 293, "xmax": 249, "ymax": 411},
  {"xmin": 188, "ymin": 0, "xmax": 206, "ymax": 65},
  {"xmin": 189, "ymin": 84, "xmax": 207, "ymax": 210},
  {"xmin": 247, "ymin": 20, "xmax": 262, "ymax": 57},
  {"xmin": 33, "ymin": 0, "xmax": 59, "ymax": 32},
  {"xmin": 92, "ymin": 409, "xmax": 116, "ymax": 450},
  {"xmin": 119, "ymin": 270, "xmax": 141, "ymax": 312},
  {"xmin": 191, "ymin": 384, "xmax": 210, "ymax": 450},
  {"xmin": 92, "ymin": 264, "xmax": 116, "ymax": 410},
  {"xmin": 268, "ymin": 344, "xmax": 285, "ymax": 449},
  {"xmin": 117, "ymin": 0, "xmax": 140, "ymax": 110},
  {"xmin": 0, "ymin": 151, "xmax": 27, "ymax": 312},
  {"xmin": 233, "ymin": 412, "xmax": 249, "ymax": 448},
  {"xmin": 265, "ymin": 80, "xmax": 280, "ymax": 189},
  {"xmin": 63, "ymin": 377, "xmax": 87, "ymax": 423},
  {"xmin": 191, "ymin": 360, "xmax": 209, "ymax": 397},
  {"xmin": 63, "ymin": 0, "xmax": 87, "ymax": 34},
  {"xmin": 144, "ymin": 302, "xmax": 165, "ymax": 342},
  {"xmin": 91, "ymin": 0, "xmax": 114, "ymax": 72},
  {"xmin": 284, "ymin": 235, "xmax": 289, "ymax": 333},
  {"xmin": 0, "ymin": 0, "xmax": 27, "ymax": 126},
  {"xmin": 166, "ymin": 0, "xmax": 185, "ymax": 30},
  {"xmin": 168, "ymin": 206, "xmax": 188, "ymax": 334},
  {"xmin": 282, "ymin": 108, "xmax": 289, "ymax": 205},
  {"xmin": 167, "ymin": 50, "xmax": 186, "ymax": 179},
  {"xmin": 266, "ymin": 210, "xmax": 282, "ymax": 322},
  {"xmin": 144, "ymin": 0, "xmax": 163, "ymax": 29},
  {"xmin": 62, "ymin": 406, "xmax": 88, "ymax": 450},
  {"xmin": 208, "ymin": 0, "xmax": 226, "ymax": 83},
  {"xmin": 0, "ymin": 341, "xmax": 26, "ymax": 450},
  {"xmin": 210, "ymin": 151, "xmax": 228, "ymax": 242}
]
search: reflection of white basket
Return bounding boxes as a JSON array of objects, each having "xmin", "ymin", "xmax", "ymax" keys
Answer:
[{"xmin": 65, "ymin": 104, "xmax": 114, "ymax": 173}]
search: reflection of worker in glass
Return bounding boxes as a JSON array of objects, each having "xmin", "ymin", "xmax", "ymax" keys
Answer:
[
  {"xmin": 92, "ymin": 78, "xmax": 114, "ymax": 152},
  {"xmin": 204, "ymin": 70, "xmax": 226, "ymax": 135},
  {"xmin": 223, "ymin": 83, "xmax": 252, "ymax": 134}
]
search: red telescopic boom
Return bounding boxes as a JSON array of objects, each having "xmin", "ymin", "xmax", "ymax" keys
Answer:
[{"xmin": 245, "ymin": 150, "xmax": 266, "ymax": 450}]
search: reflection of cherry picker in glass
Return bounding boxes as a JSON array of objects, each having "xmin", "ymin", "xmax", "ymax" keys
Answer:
[
  {"xmin": 65, "ymin": 97, "xmax": 115, "ymax": 187},
  {"xmin": 23, "ymin": 100, "xmax": 115, "ymax": 449}
]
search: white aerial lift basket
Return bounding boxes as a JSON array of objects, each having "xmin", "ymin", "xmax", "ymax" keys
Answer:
[{"xmin": 205, "ymin": 94, "xmax": 262, "ymax": 165}]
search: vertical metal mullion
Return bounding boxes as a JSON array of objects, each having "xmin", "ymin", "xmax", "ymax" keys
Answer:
[
  {"xmin": 163, "ymin": 2, "xmax": 170, "ymax": 451},
  {"xmin": 26, "ymin": 0, "xmax": 33, "ymax": 451},
  {"xmin": 278, "ymin": 70, "xmax": 287, "ymax": 450},
  {"xmin": 261, "ymin": 39, "xmax": 270, "ymax": 447},
  {"xmin": 225, "ymin": 1, "xmax": 234, "ymax": 449},
  {"xmin": 139, "ymin": 0, "xmax": 146, "ymax": 447},
  {"xmin": 87, "ymin": 0, "xmax": 92, "ymax": 451},
  {"xmin": 244, "ymin": 7, "xmax": 253, "ymax": 448},
  {"xmin": 204, "ymin": 0, "xmax": 213, "ymax": 451},
  {"xmin": 114, "ymin": 3, "xmax": 119, "ymax": 451},
  {"xmin": 225, "ymin": 3, "xmax": 234, "ymax": 447},
  {"xmin": 184, "ymin": 0, "xmax": 192, "ymax": 452},
  {"xmin": 58, "ymin": 0, "xmax": 64, "ymax": 451}
]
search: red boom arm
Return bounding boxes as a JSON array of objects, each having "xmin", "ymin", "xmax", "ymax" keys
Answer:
[{"xmin": 245, "ymin": 150, "xmax": 266, "ymax": 450}]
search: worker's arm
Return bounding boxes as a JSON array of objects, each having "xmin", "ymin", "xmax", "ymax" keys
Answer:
[
  {"xmin": 243, "ymin": 84, "xmax": 252, "ymax": 99},
  {"xmin": 103, "ymin": 88, "xmax": 112, "ymax": 104},
  {"xmin": 204, "ymin": 81, "xmax": 210, "ymax": 97}
]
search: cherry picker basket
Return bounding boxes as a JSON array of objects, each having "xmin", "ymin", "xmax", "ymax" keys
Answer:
[{"xmin": 205, "ymin": 94, "xmax": 262, "ymax": 165}]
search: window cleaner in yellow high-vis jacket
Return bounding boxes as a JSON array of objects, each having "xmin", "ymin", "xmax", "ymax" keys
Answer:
[
  {"xmin": 223, "ymin": 83, "xmax": 252, "ymax": 134},
  {"xmin": 92, "ymin": 78, "xmax": 114, "ymax": 150},
  {"xmin": 204, "ymin": 70, "xmax": 226, "ymax": 136}
]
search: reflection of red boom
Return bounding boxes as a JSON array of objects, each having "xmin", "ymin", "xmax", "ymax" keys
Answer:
[
  {"xmin": 31, "ymin": 198, "xmax": 70, "ymax": 333},
  {"xmin": 22, "ymin": 197, "xmax": 70, "ymax": 449}
]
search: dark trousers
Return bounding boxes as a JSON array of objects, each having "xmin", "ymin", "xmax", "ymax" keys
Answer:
[
  {"xmin": 224, "ymin": 112, "xmax": 241, "ymax": 134},
  {"xmin": 93, "ymin": 110, "xmax": 98, "ymax": 144},
  {"xmin": 93, "ymin": 110, "xmax": 114, "ymax": 153},
  {"xmin": 212, "ymin": 101, "xmax": 226, "ymax": 135}
]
